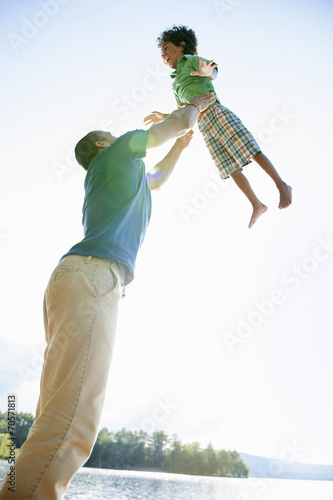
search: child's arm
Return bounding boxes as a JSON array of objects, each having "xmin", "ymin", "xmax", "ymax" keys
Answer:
[{"xmin": 190, "ymin": 58, "xmax": 218, "ymax": 81}]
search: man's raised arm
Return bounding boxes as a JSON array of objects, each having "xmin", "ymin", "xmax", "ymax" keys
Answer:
[
  {"xmin": 146, "ymin": 93, "xmax": 215, "ymax": 150},
  {"xmin": 147, "ymin": 131, "xmax": 194, "ymax": 191}
]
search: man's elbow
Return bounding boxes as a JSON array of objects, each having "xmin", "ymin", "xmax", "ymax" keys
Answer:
[{"xmin": 147, "ymin": 172, "xmax": 162, "ymax": 191}]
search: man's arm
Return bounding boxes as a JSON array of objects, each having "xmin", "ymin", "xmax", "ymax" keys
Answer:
[
  {"xmin": 146, "ymin": 92, "xmax": 215, "ymax": 150},
  {"xmin": 147, "ymin": 131, "xmax": 193, "ymax": 191}
]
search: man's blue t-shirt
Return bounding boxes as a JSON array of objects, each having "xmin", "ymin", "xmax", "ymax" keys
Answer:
[{"xmin": 62, "ymin": 129, "xmax": 151, "ymax": 284}]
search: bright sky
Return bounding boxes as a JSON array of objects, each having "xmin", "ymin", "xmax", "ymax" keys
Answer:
[{"xmin": 1, "ymin": 0, "xmax": 333, "ymax": 466}]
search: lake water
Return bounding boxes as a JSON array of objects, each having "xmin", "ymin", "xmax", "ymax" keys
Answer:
[{"xmin": 1, "ymin": 461, "xmax": 333, "ymax": 499}]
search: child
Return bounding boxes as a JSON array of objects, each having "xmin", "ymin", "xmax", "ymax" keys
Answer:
[{"xmin": 144, "ymin": 25, "xmax": 292, "ymax": 228}]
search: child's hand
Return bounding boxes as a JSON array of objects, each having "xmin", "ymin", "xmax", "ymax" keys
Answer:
[
  {"xmin": 190, "ymin": 59, "xmax": 218, "ymax": 78},
  {"xmin": 144, "ymin": 111, "xmax": 169, "ymax": 126}
]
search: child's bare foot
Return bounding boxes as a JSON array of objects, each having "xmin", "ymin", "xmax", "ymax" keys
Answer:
[
  {"xmin": 278, "ymin": 183, "xmax": 292, "ymax": 208},
  {"xmin": 249, "ymin": 203, "xmax": 268, "ymax": 229}
]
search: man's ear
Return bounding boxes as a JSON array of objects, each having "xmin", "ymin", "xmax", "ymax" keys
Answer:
[
  {"xmin": 180, "ymin": 41, "xmax": 186, "ymax": 51},
  {"xmin": 95, "ymin": 141, "xmax": 107, "ymax": 148}
]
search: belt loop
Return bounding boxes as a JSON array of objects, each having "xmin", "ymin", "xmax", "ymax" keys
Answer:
[{"xmin": 85, "ymin": 256, "xmax": 92, "ymax": 264}]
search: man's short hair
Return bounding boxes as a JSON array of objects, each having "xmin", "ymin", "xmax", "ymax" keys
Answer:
[
  {"xmin": 157, "ymin": 25, "xmax": 198, "ymax": 55},
  {"xmin": 75, "ymin": 131, "xmax": 106, "ymax": 171}
]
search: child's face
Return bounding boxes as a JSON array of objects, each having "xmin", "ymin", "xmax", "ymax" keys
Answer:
[{"xmin": 161, "ymin": 41, "xmax": 185, "ymax": 69}]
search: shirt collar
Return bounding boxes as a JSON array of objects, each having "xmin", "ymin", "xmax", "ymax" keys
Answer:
[{"xmin": 170, "ymin": 54, "xmax": 192, "ymax": 78}]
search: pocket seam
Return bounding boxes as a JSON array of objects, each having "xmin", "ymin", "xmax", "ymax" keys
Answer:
[{"xmin": 92, "ymin": 264, "xmax": 118, "ymax": 300}]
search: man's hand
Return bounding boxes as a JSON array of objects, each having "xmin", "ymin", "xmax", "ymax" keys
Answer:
[
  {"xmin": 144, "ymin": 111, "xmax": 169, "ymax": 126},
  {"xmin": 176, "ymin": 130, "xmax": 194, "ymax": 149},
  {"xmin": 189, "ymin": 92, "xmax": 216, "ymax": 112},
  {"xmin": 190, "ymin": 59, "xmax": 218, "ymax": 80}
]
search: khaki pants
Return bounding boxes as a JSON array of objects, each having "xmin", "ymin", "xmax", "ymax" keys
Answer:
[{"xmin": 0, "ymin": 255, "xmax": 124, "ymax": 499}]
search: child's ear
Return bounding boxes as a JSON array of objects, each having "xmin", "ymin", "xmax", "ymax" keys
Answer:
[{"xmin": 180, "ymin": 41, "xmax": 186, "ymax": 51}]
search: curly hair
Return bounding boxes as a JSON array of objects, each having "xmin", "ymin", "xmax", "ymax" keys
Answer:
[
  {"xmin": 157, "ymin": 25, "xmax": 198, "ymax": 55},
  {"xmin": 75, "ymin": 130, "xmax": 106, "ymax": 171}
]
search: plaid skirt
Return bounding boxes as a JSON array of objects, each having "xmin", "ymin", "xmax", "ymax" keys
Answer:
[{"xmin": 198, "ymin": 104, "xmax": 261, "ymax": 179}]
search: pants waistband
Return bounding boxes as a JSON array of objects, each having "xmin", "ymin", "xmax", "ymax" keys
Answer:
[
  {"xmin": 83, "ymin": 256, "xmax": 127, "ymax": 283},
  {"xmin": 61, "ymin": 255, "xmax": 127, "ymax": 297}
]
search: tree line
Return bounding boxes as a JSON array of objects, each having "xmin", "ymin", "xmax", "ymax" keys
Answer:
[
  {"xmin": 86, "ymin": 428, "xmax": 249, "ymax": 477},
  {"xmin": 0, "ymin": 412, "xmax": 249, "ymax": 478}
]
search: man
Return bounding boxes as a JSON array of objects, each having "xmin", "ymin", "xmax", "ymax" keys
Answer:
[{"xmin": 0, "ymin": 92, "xmax": 215, "ymax": 499}]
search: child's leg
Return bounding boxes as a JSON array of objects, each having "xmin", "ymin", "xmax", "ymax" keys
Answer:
[
  {"xmin": 231, "ymin": 170, "xmax": 268, "ymax": 228},
  {"xmin": 252, "ymin": 152, "xmax": 292, "ymax": 209}
]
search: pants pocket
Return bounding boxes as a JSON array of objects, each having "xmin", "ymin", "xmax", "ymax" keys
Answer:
[{"xmin": 92, "ymin": 263, "xmax": 119, "ymax": 301}]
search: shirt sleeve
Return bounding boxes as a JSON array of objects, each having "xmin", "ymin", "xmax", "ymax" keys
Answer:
[
  {"xmin": 186, "ymin": 55, "xmax": 218, "ymax": 74},
  {"xmin": 116, "ymin": 130, "xmax": 149, "ymax": 160},
  {"xmin": 186, "ymin": 55, "xmax": 201, "ymax": 73}
]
